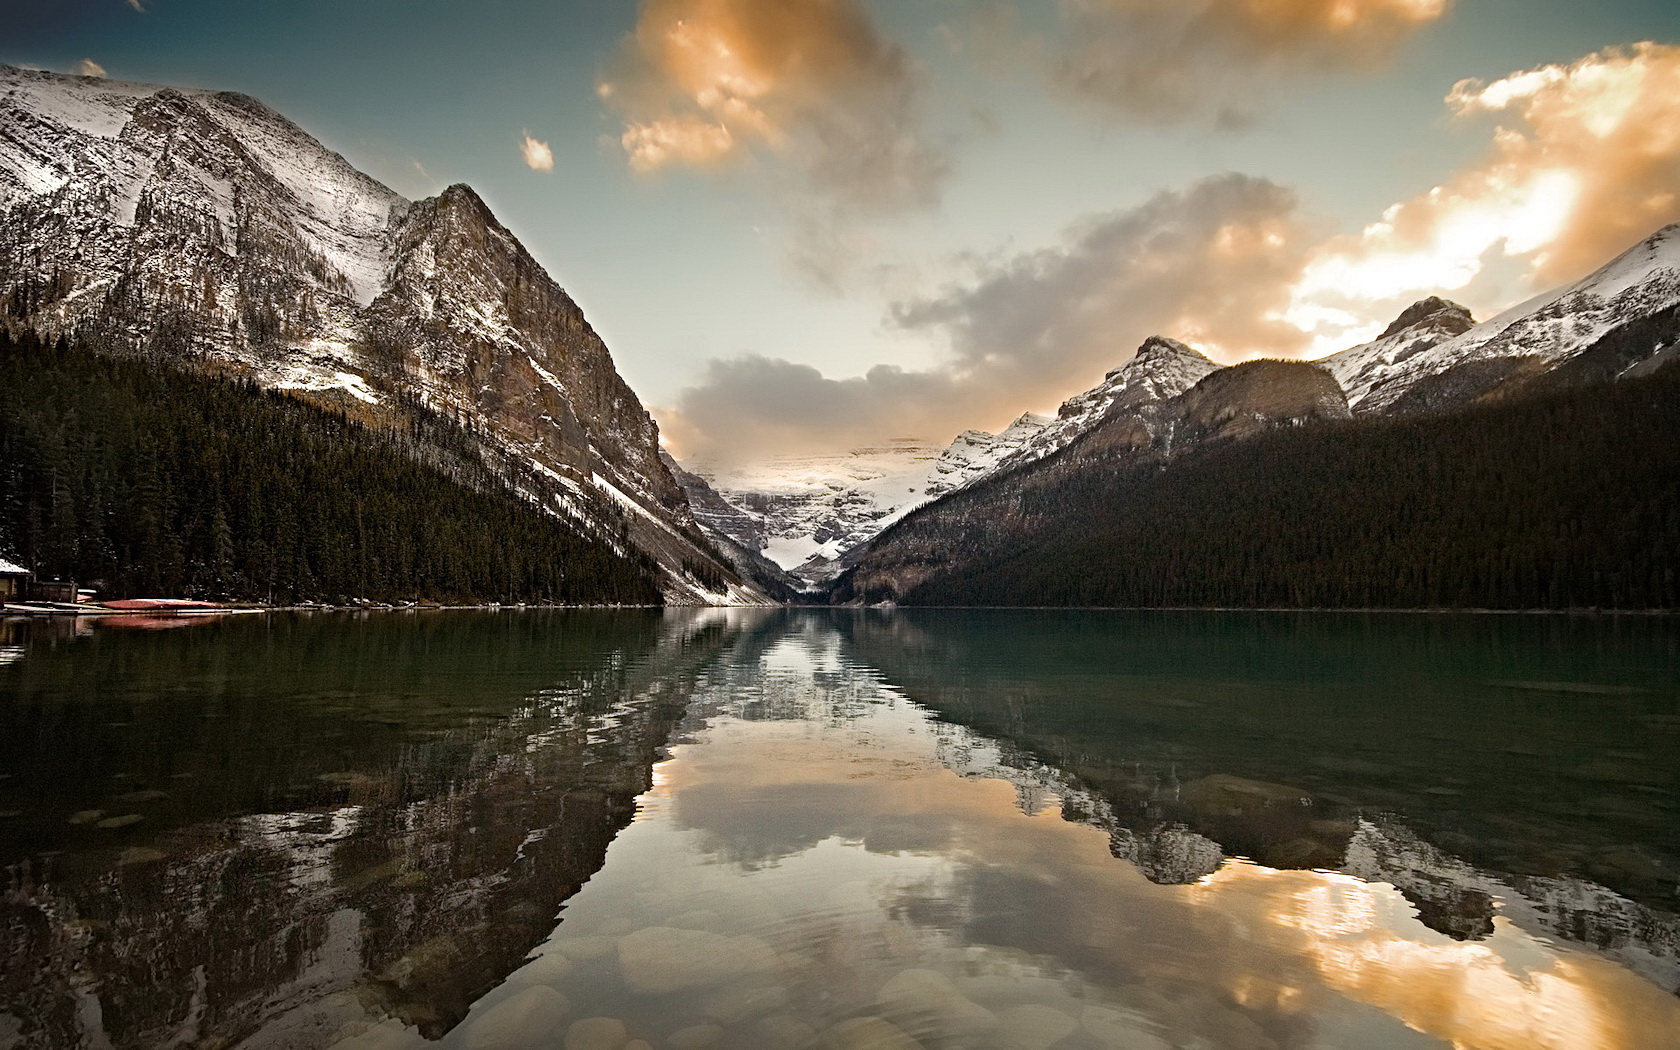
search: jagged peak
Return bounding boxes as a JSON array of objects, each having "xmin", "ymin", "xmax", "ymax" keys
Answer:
[
  {"xmin": 1135, "ymin": 334, "xmax": 1206, "ymax": 361},
  {"xmin": 1378, "ymin": 296, "xmax": 1474, "ymax": 340},
  {"xmin": 1004, "ymin": 412, "xmax": 1051, "ymax": 430},
  {"xmin": 1104, "ymin": 336, "xmax": 1212, "ymax": 379}
]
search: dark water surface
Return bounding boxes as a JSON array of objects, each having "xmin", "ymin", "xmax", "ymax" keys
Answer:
[{"xmin": 0, "ymin": 609, "xmax": 1676, "ymax": 1050}]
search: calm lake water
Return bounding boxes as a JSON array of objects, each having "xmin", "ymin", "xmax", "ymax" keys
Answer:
[{"xmin": 1, "ymin": 608, "xmax": 1677, "ymax": 1050}]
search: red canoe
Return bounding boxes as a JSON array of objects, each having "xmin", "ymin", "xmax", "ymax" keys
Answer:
[{"xmin": 100, "ymin": 598, "xmax": 226, "ymax": 611}]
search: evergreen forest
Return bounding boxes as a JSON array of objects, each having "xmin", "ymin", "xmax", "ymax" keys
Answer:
[
  {"xmin": 0, "ymin": 332, "xmax": 662, "ymax": 605},
  {"xmin": 855, "ymin": 363, "xmax": 1680, "ymax": 610}
]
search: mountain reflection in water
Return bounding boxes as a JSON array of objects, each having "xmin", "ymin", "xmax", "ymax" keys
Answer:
[{"xmin": 0, "ymin": 609, "xmax": 1676, "ymax": 1050}]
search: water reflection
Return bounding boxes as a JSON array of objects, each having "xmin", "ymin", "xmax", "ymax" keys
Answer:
[
  {"xmin": 0, "ymin": 610, "xmax": 743, "ymax": 1048},
  {"xmin": 0, "ymin": 609, "xmax": 1675, "ymax": 1050}
]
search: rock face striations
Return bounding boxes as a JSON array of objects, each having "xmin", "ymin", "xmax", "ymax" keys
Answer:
[{"xmin": 0, "ymin": 65, "xmax": 762, "ymax": 603}]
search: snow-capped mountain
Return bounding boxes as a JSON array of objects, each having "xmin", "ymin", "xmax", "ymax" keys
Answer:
[
  {"xmin": 922, "ymin": 413, "xmax": 1051, "ymax": 499},
  {"xmin": 1324, "ymin": 225, "xmax": 1680, "ymax": 414},
  {"xmin": 676, "ymin": 337, "xmax": 1219, "ymax": 587},
  {"xmin": 675, "ymin": 418, "xmax": 1057, "ymax": 591},
  {"xmin": 681, "ymin": 439, "xmax": 949, "ymax": 589},
  {"xmin": 829, "ymin": 358, "xmax": 1352, "ymax": 604},
  {"xmin": 0, "ymin": 65, "xmax": 762, "ymax": 603},
  {"xmin": 1320, "ymin": 296, "xmax": 1477, "ymax": 408},
  {"xmin": 985, "ymin": 336, "xmax": 1221, "ymax": 476}
]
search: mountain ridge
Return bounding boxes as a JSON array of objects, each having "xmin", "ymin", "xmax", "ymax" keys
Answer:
[{"xmin": 0, "ymin": 64, "xmax": 765, "ymax": 604}]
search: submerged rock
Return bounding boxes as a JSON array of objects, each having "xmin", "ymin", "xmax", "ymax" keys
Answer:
[
  {"xmin": 701, "ymin": 981, "xmax": 789, "ymax": 1023},
  {"xmin": 1081, "ymin": 1005, "xmax": 1170, "ymax": 1050},
  {"xmin": 999, "ymin": 1004, "xmax": 1077, "ymax": 1050},
  {"xmin": 462, "ymin": 986, "xmax": 570, "ymax": 1049},
  {"xmin": 821, "ymin": 1017, "xmax": 924, "ymax": 1050},
  {"xmin": 874, "ymin": 969, "xmax": 998, "ymax": 1039},
  {"xmin": 758, "ymin": 1013, "xmax": 819, "ymax": 1050},
  {"xmin": 565, "ymin": 1016, "xmax": 628, "ymax": 1050}
]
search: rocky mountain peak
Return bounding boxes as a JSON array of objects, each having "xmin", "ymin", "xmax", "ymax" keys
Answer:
[
  {"xmin": 1134, "ymin": 334, "xmax": 1207, "ymax": 362},
  {"xmin": 1378, "ymin": 297, "xmax": 1475, "ymax": 341},
  {"xmin": 0, "ymin": 63, "xmax": 761, "ymax": 604}
]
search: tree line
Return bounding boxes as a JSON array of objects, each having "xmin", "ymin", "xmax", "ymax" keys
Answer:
[
  {"xmin": 0, "ymin": 330, "xmax": 661, "ymax": 605},
  {"xmin": 848, "ymin": 361, "xmax": 1680, "ymax": 610}
]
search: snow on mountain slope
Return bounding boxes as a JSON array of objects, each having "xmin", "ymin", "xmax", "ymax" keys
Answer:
[
  {"xmin": 676, "ymin": 412, "xmax": 1054, "ymax": 589},
  {"xmin": 678, "ymin": 337, "xmax": 1219, "ymax": 587},
  {"xmin": 0, "ymin": 64, "xmax": 762, "ymax": 604},
  {"xmin": 1320, "ymin": 296, "xmax": 1477, "ymax": 407},
  {"xmin": 0, "ymin": 67, "xmax": 405, "ymax": 310},
  {"xmin": 686, "ymin": 439, "xmax": 948, "ymax": 588},
  {"xmin": 923, "ymin": 413, "xmax": 1052, "ymax": 499},
  {"xmin": 983, "ymin": 336, "xmax": 1220, "ymax": 478},
  {"xmin": 1324, "ymin": 225, "xmax": 1680, "ymax": 413}
]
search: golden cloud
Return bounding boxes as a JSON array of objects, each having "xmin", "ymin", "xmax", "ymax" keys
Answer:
[
  {"xmin": 660, "ymin": 174, "xmax": 1317, "ymax": 465},
  {"xmin": 1290, "ymin": 41, "xmax": 1680, "ymax": 353},
  {"xmin": 519, "ymin": 131, "xmax": 554, "ymax": 173},
  {"xmin": 1044, "ymin": 0, "xmax": 1451, "ymax": 122},
  {"xmin": 72, "ymin": 59, "xmax": 108, "ymax": 79},
  {"xmin": 599, "ymin": 0, "xmax": 945, "ymax": 216}
]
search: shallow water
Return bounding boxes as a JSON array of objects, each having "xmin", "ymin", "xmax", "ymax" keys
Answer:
[{"xmin": 0, "ymin": 608, "xmax": 1676, "ymax": 1050}]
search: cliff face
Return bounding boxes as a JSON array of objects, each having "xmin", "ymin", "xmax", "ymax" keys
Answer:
[{"xmin": 0, "ymin": 65, "xmax": 761, "ymax": 603}]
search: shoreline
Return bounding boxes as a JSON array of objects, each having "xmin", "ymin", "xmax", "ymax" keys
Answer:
[{"xmin": 6, "ymin": 602, "xmax": 1676, "ymax": 618}]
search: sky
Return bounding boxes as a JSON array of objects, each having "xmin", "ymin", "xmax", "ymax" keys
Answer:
[{"xmin": 9, "ymin": 0, "xmax": 1680, "ymax": 467}]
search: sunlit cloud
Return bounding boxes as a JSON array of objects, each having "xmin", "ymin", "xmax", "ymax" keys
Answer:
[
  {"xmin": 892, "ymin": 174, "xmax": 1316, "ymax": 367},
  {"xmin": 71, "ymin": 59, "xmax": 107, "ymax": 79},
  {"xmin": 661, "ymin": 174, "xmax": 1315, "ymax": 464},
  {"xmin": 123, "ymin": 0, "xmax": 146, "ymax": 11},
  {"xmin": 519, "ymin": 131, "xmax": 554, "ymax": 173},
  {"xmin": 1289, "ymin": 41, "xmax": 1680, "ymax": 352},
  {"xmin": 981, "ymin": 0, "xmax": 1452, "ymax": 124},
  {"xmin": 666, "ymin": 40, "xmax": 1680, "ymax": 460},
  {"xmin": 599, "ymin": 0, "xmax": 947, "ymax": 282}
]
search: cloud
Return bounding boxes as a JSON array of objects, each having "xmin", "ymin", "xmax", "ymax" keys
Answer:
[
  {"xmin": 72, "ymin": 59, "xmax": 107, "ymax": 78},
  {"xmin": 124, "ymin": 0, "xmax": 145, "ymax": 11},
  {"xmin": 519, "ymin": 131, "xmax": 554, "ymax": 173},
  {"xmin": 895, "ymin": 174, "xmax": 1316, "ymax": 369},
  {"xmin": 663, "ymin": 174, "xmax": 1316, "ymax": 464},
  {"xmin": 661, "ymin": 356, "xmax": 960, "ymax": 466},
  {"xmin": 1003, "ymin": 0, "xmax": 1451, "ymax": 124},
  {"xmin": 599, "ymin": 0, "xmax": 947, "ymax": 280},
  {"xmin": 1289, "ymin": 41, "xmax": 1680, "ymax": 350},
  {"xmin": 669, "ymin": 40, "xmax": 1680, "ymax": 464}
]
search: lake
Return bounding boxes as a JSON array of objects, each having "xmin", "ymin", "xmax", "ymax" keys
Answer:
[{"xmin": 0, "ymin": 608, "xmax": 1677, "ymax": 1050}]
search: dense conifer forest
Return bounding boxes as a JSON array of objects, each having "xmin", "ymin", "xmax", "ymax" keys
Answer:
[
  {"xmin": 847, "ymin": 363, "xmax": 1680, "ymax": 610},
  {"xmin": 0, "ymin": 332, "xmax": 662, "ymax": 605}
]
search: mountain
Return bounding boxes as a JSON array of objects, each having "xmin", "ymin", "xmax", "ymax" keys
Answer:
[
  {"xmin": 2, "ymin": 331, "xmax": 664, "ymax": 604},
  {"xmin": 1323, "ymin": 225, "xmax": 1680, "ymax": 414},
  {"xmin": 671, "ymin": 337, "xmax": 1219, "ymax": 589},
  {"xmin": 675, "ymin": 440, "xmax": 949, "ymax": 590},
  {"xmin": 832, "ymin": 353, "xmax": 1680, "ymax": 609},
  {"xmin": 827, "ymin": 223, "xmax": 1680, "ymax": 608},
  {"xmin": 984, "ymin": 336, "xmax": 1222, "ymax": 475},
  {"xmin": 922, "ymin": 412, "xmax": 1052, "ymax": 500},
  {"xmin": 0, "ymin": 65, "xmax": 763, "ymax": 604},
  {"xmin": 828, "ymin": 356, "xmax": 1353, "ymax": 604},
  {"xmin": 1320, "ymin": 296, "xmax": 1477, "ymax": 409},
  {"xmin": 658, "ymin": 452, "xmax": 804, "ymax": 600}
]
